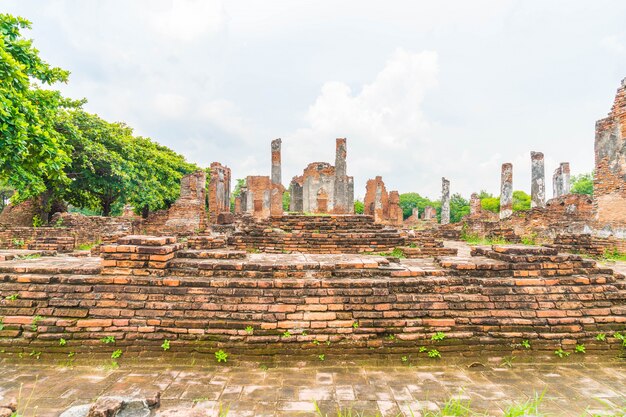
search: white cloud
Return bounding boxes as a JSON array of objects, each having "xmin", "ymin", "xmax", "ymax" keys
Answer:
[
  {"xmin": 153, "ymin": 93, "xmax": 189, "ymax": 119},
  {"xmin": 283, "ymin": 49, "xmax": 439, "ymax": 194},
  {"xmin": 600, "ymin": 34, "xmax": 625, "ymax": 55},
  {"xmin": 147, "ymin": 0, "xmax": 227, "ymax": 42}
]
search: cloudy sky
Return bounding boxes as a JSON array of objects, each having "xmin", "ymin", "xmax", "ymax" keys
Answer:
[{"xmin": 4, "ymin": 0, "xmax": 625, "ymax": 200}]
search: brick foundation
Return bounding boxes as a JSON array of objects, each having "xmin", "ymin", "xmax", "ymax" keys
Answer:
[{"xmin": 0, "ymin": 244, "xmax": 624, "ymax": 357}]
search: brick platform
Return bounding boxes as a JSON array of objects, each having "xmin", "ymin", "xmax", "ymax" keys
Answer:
[
  {"xmin": 547, "ymin": 233, "xmax": 626, "ymax": 257},
  {"xmin": 0, "ymin": 244, "xmax": 624, "ymax": 357},
  {"xmin": 100, "ymin": 235, "xmax": 181, "ymax": 276},
  {"xmin": 228, "ymin": 215, "xmax": 406, "ymax": 254}
]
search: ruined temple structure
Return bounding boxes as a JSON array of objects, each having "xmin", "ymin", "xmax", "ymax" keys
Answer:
[
  {"xmin": 239, "ymin": 176, "xmax": 284, "ymax": 219},
  {"xmin": 208, "ymin": 162, "xmax": 231, "ymax": 224},
  {"xmin": 552, "ymin": 162, "xmax": 571, "ymax": 198},
  {"xmin": 289, "ymin": 138, "xmax": 354, "ymax": 214},
  {"xmin": 363, "ymin": 176, "xmax": 403, "ymax": 225},
  {"xmin": 142, "ymin": 170, "xmax": 208, "ymax": 235},
  {"xmin": 594, "ymin": 77, "xmax": 626, "ymax": 228}
]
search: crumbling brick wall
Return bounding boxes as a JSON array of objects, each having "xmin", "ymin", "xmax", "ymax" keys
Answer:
[
  {"xmin": 0, "ymin": 213, "xmax": 135, "ymax": 249},
  {"xmin": 594, "ymin": 78, "xmax": 626, "ymax": 227},
  {"xmin": 289, "ymin": 139, "xmax": 354, "ymax": 214},
  {"xmin": 1, "ymin": 245, "xmax": 624, "ymax": 356},
  {"xmin": 364, "ymin": 176, "xmax": 402, "ymax": 225},
  {"xmin": 0, "ymin": 199, "xmax": 42, "ymax": 227},
  {"xmin": 141, "ymin": 170, "xmax": 207, "ymax": 235},
  {"xmin": 208, "ymin": 162, "xmax": 231, "ymax": 223},
  {"xmin": 242, "ymin": 176, "xmax": 284, "ymax": 219},
  {"xmin": 463, "ymin": 194, "xmax": 594, "ymax": 242}
]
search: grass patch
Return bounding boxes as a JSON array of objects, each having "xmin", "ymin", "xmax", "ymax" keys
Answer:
[
  {"xmin": 602, "ymin": 248, "xmax": 626, "ymax": 262},
  {"xmin": 503, "ymin": 391, "xmax": 545, "ymax": 417},
  {"xmin": 461, "ymin": 232, "xmax": 510, "ymax": 246}
]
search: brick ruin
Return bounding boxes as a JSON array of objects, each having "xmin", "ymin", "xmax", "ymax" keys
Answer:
[
  {"xmin": 363, "ymin": 176, "xmax": 403, "ymax": 225},
  {"xmin": 208, "ymin": 162, "xmax": 231, "ymax": 224},
  {"xmin": 552, "ymin": 162, "xmax": 571, "ymax": 198},
  {"xmin": 1, "ymin": 80, "xmax": 626, "ymax": 360},
  {"xmin": 0, "ymin": 241, "xmax": 623, "ymax": 357},
  {"xmin": 141, "ymin": 170, "xmax": 208, "ymax": 235},
  {"xmin": 462, "ymin": 78, "xmax": 626, "ymax": 249},
  {"xmin": 289, "ymin": 138, "xmax": 354, "ymax": 214},
  {"xmin": 594, "ymin": 77, "xmax": 626, "ymax": 229}
]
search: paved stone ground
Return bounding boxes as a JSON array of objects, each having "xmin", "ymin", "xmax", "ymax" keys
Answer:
[{"xmin": 0, "ymin": 359, "xmax": 624, "ymax": 417}]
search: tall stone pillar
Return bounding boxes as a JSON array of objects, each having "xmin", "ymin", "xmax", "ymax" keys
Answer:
[
  {"xmin": 333, "ymin": 138, "xmax": 348, "ymax": 213},
  {"xmin": 469, "ymin": 192, "xmax": 481, "ymax": 217},
  {"xmin": 271, "ymin": 138, "xmax": 281, "ymax": 185},
  {"xmin": 553, "ymin": 167, "xmax": 562, "ymax": 198},
  {"xmin": 530, "ymin": 151, "xmax": 546, "ymax": 208},
  {"xmin": 560, "ymin": 162, "xmax": 571, "ymax": 195},
  {"xmin": 441, "ymin": 177, "xmax": 450, "ymax": 225},
  {"xmin": 500, "ymin": 163, "xmax": 513, "ymax": 219}
]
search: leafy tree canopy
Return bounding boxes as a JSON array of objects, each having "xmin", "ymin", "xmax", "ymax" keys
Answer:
[
  {"xmin": 450, "ymin": 193, "xmax": 469, "ymax": 223},
  {"xmin": 399, "ymin": 192, "xmax": 440, "ymax": 219},
  {"xmin": 0, "ymin": 14, "xmax": 80, "ymax": 202},
  {"xmin": 571, "ymin": 172, "xmax": 593, "ymax": 196},
  {"xmin": 512, "ymin": 190, "xmax": 531, "ymax": 212},
  {"xmin": 354, "ymin": 200, "xmax": 364, "ymax": 214}
]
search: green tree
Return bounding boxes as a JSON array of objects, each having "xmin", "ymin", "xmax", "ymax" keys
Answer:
[
  {"xmin": 512, "ymin": 190, "xmax": 531, "ymax": 212},
  {"xmin": 0, "ymin": 14, "xmax": 79, "ymax": 203},
  {"xmin": 230, "ymin": 178, "xmax": 245, "ymax": 212},
  {"xmin": 283, "ymin": 191, "xmax": 290, "ymax": 211},
  {"xmin": 450, "ymin": 193, "xmax": 469, "ymax": 223},
  {"xmin": 354, "ymin": 200, "xmax": 364, "ymax": 214},
  {"xmin": 124, "ymin": 136, "xmax": 198, "ymax": 217},
  {"xmin": 399, "ymin": 192, "xmax": 440, "ymax": 219},
  {"xmin": 59, "ymin": 111, "xmax": 132, "ymax": 216},
  {"xmin": 478, "ymin": 190, "xmax": 500, "ymax": 213},
  {"xmin": 571, "ymin": 172, "xmax": 593, "ymax": 196}
]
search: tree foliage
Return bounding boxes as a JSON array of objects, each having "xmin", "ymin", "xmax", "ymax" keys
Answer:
[
  {"xmin": 399, "ymin": 192, "xmax": 440, "ymax": 219},
  {"xmin": 0, "ymin": 14, "xmax": 199, "ymax": 219},
  {"xmin": 354, "ymin": 200, "xmax": 364, "ymax": 214},
  {"xmin": 0, "ymin": 14, "xmax": 78, "ymax": 202},
  {"xmin": 479, "ymin": 190, "xmax": 500, "ymax": 213},
  {"xmin": 512, "ymin": 190, "xmax": 531, "ymax": 212},
  {"xmin": 571, "ymin": 172, "xmax": 593, "ymax": 196},
  {"xmin": 450, "ymin": 193, "xmax": 469, "ymax": 223}
]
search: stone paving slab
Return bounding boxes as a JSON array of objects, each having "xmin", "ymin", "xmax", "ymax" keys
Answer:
[{"xmin": 0, "ymin": 360, "xmax": 624, "ymax": 416}]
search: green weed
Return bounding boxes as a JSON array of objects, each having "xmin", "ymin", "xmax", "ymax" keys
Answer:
[{"xmin": 215, "ymin": 349, "xmax": 228, "ymax": 363}]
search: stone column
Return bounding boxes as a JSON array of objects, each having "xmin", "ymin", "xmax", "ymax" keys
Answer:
[
  {"xmin": 441, "ymin": 177, "xmax": 450, "ymax": 225},
  {"xmin": 553, "ymin": 167, "xmax": 563, "ymax": 198},
  {"xmin": 560, "ymin": 162, "xmax": 571, "ymax": 195},
  {"xmin": 530, "ymin": 151, "xmax": 545, "ymax": 208},
  {"xmin": 499, "ymin": 163, "xmax": 513, "ymax": 219},
  {"xmin": 271, "ymin": 138, "xmax": 281, "ymax": 185},
  {"xmin": 334, "ymin": 138, "xmax": 348, "ymax": 213},
  {"xmin": 469, "ymin": 192, "xmax": 481, "ymax": 217}
]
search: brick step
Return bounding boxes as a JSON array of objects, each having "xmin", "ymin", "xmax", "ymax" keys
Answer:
[{"xmin": 176, "ymin": 249, "xmax": 247, "ymax": 260}]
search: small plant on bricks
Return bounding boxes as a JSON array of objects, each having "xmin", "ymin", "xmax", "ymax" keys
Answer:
[{"xmin": 215, "ymin": 349, "xmax": 228, "ymax": 363}]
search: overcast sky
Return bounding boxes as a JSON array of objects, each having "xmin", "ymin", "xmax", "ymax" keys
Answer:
[{"xmin": 4, "ymin": 0, "xmax": 625, "ymax": 200}]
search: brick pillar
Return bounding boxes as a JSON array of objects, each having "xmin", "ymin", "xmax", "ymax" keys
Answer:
[
  {"xmin": 560, "ymin": 162, "xmax": 571, "ymax": 195},
  {"xmin": 441, "ymin": 177, "xmax": 450, "ymax": 225},
  {"xmin": 530, "ymin": 151, "xmax": 546, "ymax": 208},
  {"xmin": 271, "ymin": 138, "xmax": 281, "ymax": 185},
  {"xmin": 469, "ymin": 192, "xmax": 481, "ymax": 216},
  {"xmin": 500, "ymin": 163, "xmax": 513, "ymax": 219}
]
